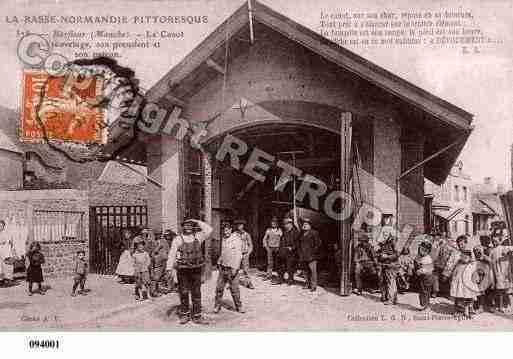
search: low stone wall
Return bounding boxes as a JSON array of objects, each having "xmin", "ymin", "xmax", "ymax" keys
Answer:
[
  {"xmin": 0, "ymin": 189, "xmax": 89, "ymax": 278},
  {"xmin": 39, "ymin": 239, "xmax": 88, "ymax": 277}
]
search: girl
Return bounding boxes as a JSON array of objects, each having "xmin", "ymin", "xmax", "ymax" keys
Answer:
[
  {"xmin": 26, "ymin": 242, "xmax": 45, "ymax": 296},
  {"xmin": 444, "ymin": 235, "xmax": 475, "ymax": 318},
  {"xmin": 472, "ymin": 245, "xmax": 492, "ymax": 314},
  {"xmin": 0, "ymin": 219, "xmax": 17, "ymax": 286},
  {"xmin": 115, "ymin": 229, "xmax": 135, "ymax": 284},
  {"xmin": 489, "ymin": 236, "xmax": 513, "ymax": 313},
  {"xmin": 133, "ymin": 241, "xmax": 151, "ymax": 301}
]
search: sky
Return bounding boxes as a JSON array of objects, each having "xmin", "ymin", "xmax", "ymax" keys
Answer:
[{"xmin": 0, "ymin": 0, "xmax": 511, "ymax": 187}]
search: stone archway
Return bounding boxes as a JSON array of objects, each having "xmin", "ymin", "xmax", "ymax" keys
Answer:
[{"xmin": 195, "ymin": 107, "xmax": 353, "ymax": 294}]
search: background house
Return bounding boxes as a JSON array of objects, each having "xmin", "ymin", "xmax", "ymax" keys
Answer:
[
  {"xmin": 0, "ymin": 105, "xmax": 148, "ymax": 276},
  {"xmin": 425, "ymin": 161, "xmax": 473, "ymax": 237}
]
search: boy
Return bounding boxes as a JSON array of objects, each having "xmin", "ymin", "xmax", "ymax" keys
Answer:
[
  {"xmin": 262, "ymin": 217, "xmax": 282, "ymax": 281},
  {"xmin": 414, "ymin": 242, "xmax": 434, "ymax": 310},
  {"xmin": 133, "ymin": 241, "xmax": 151, "ymax": 301},
  {"xmin": 71, "ymin": 250, "xmax": 88, "ymax": 297}
]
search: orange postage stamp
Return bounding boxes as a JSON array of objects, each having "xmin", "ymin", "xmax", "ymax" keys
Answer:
[{"xmin": 21, "ymin": 70, "xmax": 105, "ymax": 144}]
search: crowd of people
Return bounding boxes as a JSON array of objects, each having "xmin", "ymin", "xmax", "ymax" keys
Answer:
[
  {"xmin": 112, "ymin": 216, "xmax": 322, "ymax": 324},
  {"xmin": 4, "ymin": 211, "xmax": 513, "ymax": 324},
  {"xmin": 353, "ymin": 229, "xmax": 513, "ymax": 319}
]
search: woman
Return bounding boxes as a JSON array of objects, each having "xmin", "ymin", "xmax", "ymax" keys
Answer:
[
  {"xmin": 0, "ymin": 219, "xmax": 17, "ymax": 286},
  {"xmin": 26, "ymin": 242, "xmax": 45, "ymax": 295},
  {"xmin": 115, "ymin": 229, "xmax": 135, "ymax": 284}
]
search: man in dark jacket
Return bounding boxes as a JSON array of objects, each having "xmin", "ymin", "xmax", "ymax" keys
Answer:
[
  {"xmin": 298, "ymin": 218, "xmax": 321, "ymax": 292},
  {"xmin": 276, "ymin": 217, "xmax": 300, "ymax": 285}
]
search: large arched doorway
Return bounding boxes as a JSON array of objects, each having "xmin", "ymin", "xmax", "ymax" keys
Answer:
[{"xmin": 195, "ymin": 122, "xmax": 346, "ymax": 287}]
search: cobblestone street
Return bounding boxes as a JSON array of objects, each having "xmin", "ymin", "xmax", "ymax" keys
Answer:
[{"xmin": 1, "ymin": 271, "xmax": 512, "ymax": 331}]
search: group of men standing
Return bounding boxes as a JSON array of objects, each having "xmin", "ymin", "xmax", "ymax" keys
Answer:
[
  {"xmin": 164, "ymin": 218, "xmax": 254, "ymax": 324},
  {"xmin": 262, "ymin": 216, "xmax": 321, "ymax": 292},
  {"xmin": 161, "ymin": 215, "xmax": 321, "ymax": 325}
]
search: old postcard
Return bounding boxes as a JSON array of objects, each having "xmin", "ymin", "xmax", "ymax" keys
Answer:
[{"xmin": 0, "ymin": 0, "xmax": 512, "ymax": 335}]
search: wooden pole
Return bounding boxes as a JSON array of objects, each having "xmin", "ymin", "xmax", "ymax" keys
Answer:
[
  {"xmin": 340, "ymin": 112, "xmax": 352, "ymax": 296},
  {"xmin": 292, "ymin": 152, "xmax": 298, "ymax": 227},
  {"xmin": 202, "ymin": 151, "xmax": 213, "ymax": 281}
]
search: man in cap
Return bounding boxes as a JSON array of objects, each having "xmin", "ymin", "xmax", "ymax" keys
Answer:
[
  {"xmin": 353, "ymin": 232, "xmax": 378, "ymax": 295},
  {"xmin": 214, "ymin": 220, "xmax": 245, "ymax": 313},
  {"xmin": 166, "ymin": 219, "xmax": 213, "ymax": 324},
  {"xmin": 262, "ymin": 216, "xmax": 283, "ymax": 281},
  {"xmin": 149, "ymin": 231, "xmax": 170, "ymax": 297},
  {"xmin": 276, "ymin": 217, "xmax": 300, "ymax": 285},
  {"xmin": 234, "ymin": 219, "xmax": 255, "ymax": 289},
  {"xmin": 298, "ymin": 218, "xmax": 321, "ymax": 292}
]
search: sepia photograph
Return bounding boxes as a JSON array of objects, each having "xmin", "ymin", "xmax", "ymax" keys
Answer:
[{"xmin": 0, "ymin": 0, "xmax": 512, "ymax": 343}]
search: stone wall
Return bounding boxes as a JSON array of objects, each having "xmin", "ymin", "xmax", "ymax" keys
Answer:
[
  {"xmin": 0, "ymin": 189, "xmax": 89, "ymax": 277},
  {"xmin": 40, "ymin": 239, "xmax": 87, "ymax": 277},
  {"xmin": 86, "ymin": 180, "xmax": 147, "ymax": 207}
]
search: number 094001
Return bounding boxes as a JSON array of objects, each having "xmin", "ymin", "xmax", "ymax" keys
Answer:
[{"xmin": 28, "ymin": 340, "xmax": 60, "ymax": 349}]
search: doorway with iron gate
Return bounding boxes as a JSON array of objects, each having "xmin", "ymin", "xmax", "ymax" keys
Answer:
[{"xmin": 89, "ymin": 205, "xmax": 148, "ymax": 274}]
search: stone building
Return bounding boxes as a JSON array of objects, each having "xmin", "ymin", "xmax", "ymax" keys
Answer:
[
  {"xmin": 109, "ymin": 1, "xmax": 473, "ymax": 293},
  {"xmin": 0, "ymin": 106, "xmax": 148, "ymax": 276}
]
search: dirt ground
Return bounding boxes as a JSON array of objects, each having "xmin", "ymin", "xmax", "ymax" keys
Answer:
[{"xmin": 1, "ymin": 271, "xmax": 512, "ymax": 331}]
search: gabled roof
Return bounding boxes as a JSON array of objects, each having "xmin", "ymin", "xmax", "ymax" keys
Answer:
[
  {"xmin": 145, "ymin": 0, "xmax": 473, "ymax": 184},
  {"xmin": 98, "ymin": 161, "xmax": 147, "ymax": 185},
  {"xmin": 147, "ymin": 0, "xmax": 473, "ymax": 131}
]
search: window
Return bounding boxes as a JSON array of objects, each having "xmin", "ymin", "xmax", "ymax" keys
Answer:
[
  {"xmin": 463, "ymin": 186, "xmax": 468, "ymax": 201},
  {"xmin": 454, "ymin": 185, "xmax": 459, "ymax": 201},
  {"xmin": 465, "ymin": 215, "xmax": 469, "ymax": 234},
  {"xmin": 453, "ymin": 221, "xmax": 458, "ymax": 233}
]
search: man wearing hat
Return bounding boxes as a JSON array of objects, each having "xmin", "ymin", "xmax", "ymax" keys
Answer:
[
  {"xmin": 298, "ymin": 218, "xmax": 321, "ymax": 292},
  {"xmin": 234, "ymin": 219, "xmax": 255, "ymax": 289},
  {"xmin": 149, "ymin": 231, "xmax": 170, "ymax": 297},
  {"xmin": 262, "ymin": 217, "xmax": 283, "ymax": 280},
  {"xmin": 166, "ymin": 219, "xmax": 213, "ymax": 324},
  {"xmin": 276, "ymin": 217, "xmax": 300, "ymax": 285},
  {"xmin": 214, "ymin": 220, "xmax": 245, "ymax": 313},
  {"xmin": 353, "ymin": 233, "xmax": 378, "ymax": 295}
]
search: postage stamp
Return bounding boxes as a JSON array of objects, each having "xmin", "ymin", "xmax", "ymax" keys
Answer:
[{"xmin": 21, "ymin": 70, "xmax": 105, "ymax": 144}]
